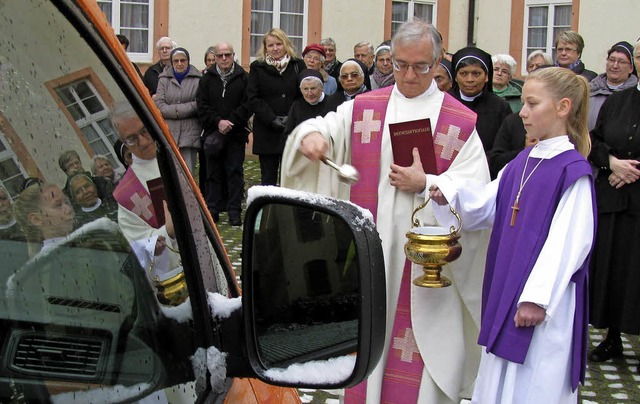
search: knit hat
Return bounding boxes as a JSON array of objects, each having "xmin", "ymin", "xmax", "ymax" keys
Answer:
[
  {"xmin": 608, "ymin": 41, "xmax": 636, "ymax": 74},
  {"xmin": 302, "ymin": 43, "xmax": 326, "ymax": 58}
]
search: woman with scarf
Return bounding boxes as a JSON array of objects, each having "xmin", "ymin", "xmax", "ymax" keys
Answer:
[
  {"xmin": 247, "ymin": 28, "xmax": 306, "ymax": 186},
  {"xmin": 451, "ymin": 47, "xmax": 512, "ymax": 152},
  {"xmin": 554, "ymin": 31, "xmax": 597, "ymax": 82},
  {"xmin": 370, "ymin": 42, "xmax": 395, "ymax": 90},
  {"xmin": 155, "ymin": 47, "xmax": 202, "ymax": 174}
]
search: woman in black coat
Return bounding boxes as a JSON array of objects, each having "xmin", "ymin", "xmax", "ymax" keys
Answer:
[
  {"xmin": 247, "ymin": 28, "xmax": 306, "ymax": 185},
  {"xmin": 450, "ymin": 47, "xmax": 512, "ymax": 152},
  {"xmin": 588, "ymin": 84, "xmax": 640, "ymax": 371}
]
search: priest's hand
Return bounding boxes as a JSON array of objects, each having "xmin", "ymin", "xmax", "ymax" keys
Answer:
[
  {"xmin": 428, "ymin": 186, "xmax": 449, "ymax": 205},
  {"xmin": 514, "ymin": 302, "xmax": 545, "ymax": 328},
  {"xmin": 389, "ymin": 148, "xmax": 426, "ymax": 193},
  {"xmin": 300, "ymin": 132, "xmax": 328, "ymax": 161}
]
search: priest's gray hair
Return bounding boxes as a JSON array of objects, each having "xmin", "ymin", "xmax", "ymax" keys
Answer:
[{"xmin": 391, "ymin": 18, "xmax": 442, "ymax": 64}]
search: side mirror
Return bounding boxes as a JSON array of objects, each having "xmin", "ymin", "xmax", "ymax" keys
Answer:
[{"xmin": 242, "ymin": 186, "xmax": 386, "ymax": 388}]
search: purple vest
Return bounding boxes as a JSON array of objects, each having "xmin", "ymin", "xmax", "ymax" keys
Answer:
[{"xmin": 480, "ymin": 146, "xmax": 595, "ymax": 390}]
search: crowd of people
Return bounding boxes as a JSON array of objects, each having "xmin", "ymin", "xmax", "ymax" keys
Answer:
[{"xmin": 1, "ymin": 18, "xmax": 637, "ymax": 403}]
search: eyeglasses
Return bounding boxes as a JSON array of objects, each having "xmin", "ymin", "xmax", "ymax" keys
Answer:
[
  {"xmin": 493, "ymin": 67, "xmax": 511, "ymax": 76},
  {"xmin": 606, "ymin": 57, "xmax": 631, "ymax": 66},
  {"xmin": 172, "ymin": 58, "xmax": 188, "ymax": 64},
  {"xmin": 392, "ymin": 59, "xmax": 433, "ymax": 75},
  {"xmin": 556, "ymin": 47, "xmax": 577, "ymax": 54},
  {"xmin": 340, "ymin": 72, "xmax": 361, "ymax": 80},
  {"xmin": 123, "ymin": 127, "xmax": 151, "ymax": 147},
  {"xmin": 215, "ymin": 52, "xmax": 233, "ymax": 59},
  {"xmin": 377, "ymin": 57, "xmax": 392, "ymax": 64}
]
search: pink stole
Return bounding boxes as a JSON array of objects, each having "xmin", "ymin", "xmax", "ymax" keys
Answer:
[
  {"xmin": 113, "ymin": 168, "xmax": 159, "ymax": 228},
  {"xmin": 345, "ymin": 88, "xmax": 476, "ymax": 403}
]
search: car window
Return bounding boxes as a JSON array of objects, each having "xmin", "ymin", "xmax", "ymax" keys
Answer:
[{"xmin": 0, "ymin": 1, "xmax": 226, "ymax": 401}]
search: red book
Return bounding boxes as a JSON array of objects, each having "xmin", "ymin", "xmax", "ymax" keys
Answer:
[
  {"xmin": 146, "ymin": 177, "xmax": 166, "ymax": 227},
  {"xmin": 388, "ymin": 118, "xmax": 437, "ymax": 174}
]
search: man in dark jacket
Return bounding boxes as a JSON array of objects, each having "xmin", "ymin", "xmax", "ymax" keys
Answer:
[
  {"xmin": 143, "ymin": 36, "xmax": 176, "ymax": 96},
  {"xmin": 196, "ymin": 42, "xmax": 250, "ymax": 226}
]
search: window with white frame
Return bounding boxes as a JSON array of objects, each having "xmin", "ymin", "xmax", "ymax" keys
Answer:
[
  {"xmin": 54, "ymin": 80, "xmax": 121, "ymax": 170},
  {"xmin": 391, "ymin": 0, "xmax": 436, "ymax": 37},
  {"xmin": 97, "ymin": 0, "xmax": 153, "ymax": 62},
  {"xmin": 0, "ymin": 133, "xmax": 27, "ymax": 200},
  {"xmin": 250, "ymin": 0, "xmax": 308, "ymax": 58},
  {"xmin": 524, "ymin": 1, "xmax": 572, "ymax": 62}
]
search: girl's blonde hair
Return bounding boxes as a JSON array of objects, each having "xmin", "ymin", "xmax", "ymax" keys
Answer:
[
  {"xmin": 12, "ymin": 183, "xmax": 51, "ymax": 256},
  {"xmin": 257, "ymin": 28, "xmax": 298, "ymax": 61},
  {"xmin": 526, "ymin": 67, "xmax": 591, "ymax": 157}
]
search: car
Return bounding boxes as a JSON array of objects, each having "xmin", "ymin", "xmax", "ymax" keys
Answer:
[{"xmin": 0, "ymin": 0, "xmax": 386, "ymax": 402}]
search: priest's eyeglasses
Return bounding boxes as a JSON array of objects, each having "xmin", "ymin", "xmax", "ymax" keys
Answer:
[
  {"xmin": 392, "ymin": 59, "xmax": 433, "ymax": 75},
  {"xmin": 123, "ymin": 127, "xmax": 151, "ymax": 147}
]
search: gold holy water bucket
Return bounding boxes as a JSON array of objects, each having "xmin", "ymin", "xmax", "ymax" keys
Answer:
[
  {"xmin": 153, "ymin": 270, "xmax": 189, "ymax": 306},
  {"xmin": 404, "ymin": 198, "xmax": 462, "ymax": 288}
]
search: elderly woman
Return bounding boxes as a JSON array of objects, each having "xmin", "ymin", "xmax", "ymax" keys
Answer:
[
  {"xmin": 433, "ymin": 59, "xmax": 453, "ymax": 92},
  {"xmin": 451, "ymin": 47, "xmax": 512, "ymax": 151},
  {"xmin": 554, "ymin": 31, "xmax": 597, "ymax": 81},
  {"xmin": 91, "ymin": 154, "xmax": 121, "ymax": 185},
  {"xmin": 68, "ymin": 173, "xmax": 118, "ymax": 226},
  {"xmin": 324, "ymin": 58, "xmax": 370, "ymax": 112},
  {"xmin": 302, "ymin": 43, "xmax": 337, "ymax": 95},
  {"xmin": 491, "ymin": 54, "xmax": 523, "ymax": 113},
  {"xmin": 203, "ymin": 46, "xmax": 216, "ymax": 72},
  {"xmin": 370, "ymin": 42, "xmax": 395, "ymax": 90},
  {"xmin": 588, "ymin": 41, "xmax": 640, "ymax": 373},
  {"xmin": 526, "ymin": 50, "xmax": 553, "ymax": 73},
  {"xmin": 588, "ymin": 41, "xmax": 638, "ymax": 130},
  {"xmin": 247, "ymin": 28, "xmax": 307, "ymax": 185},
  {"xmin": 155, "ymin": 47, "xmax": 202, "ymax": 174},
  {"xmin": 284, "ymin": 69, "xmax": 328, "ymax": 136}
]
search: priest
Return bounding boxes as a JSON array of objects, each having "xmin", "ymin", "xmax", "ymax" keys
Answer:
[{"xmin": 281, "ymin": 19, "xmax": 491, "ymax": 404}]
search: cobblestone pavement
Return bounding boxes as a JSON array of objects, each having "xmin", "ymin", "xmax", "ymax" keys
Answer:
[{"xmin": 214, "ymin": 157, "xmax": 640, "ymax": 404}]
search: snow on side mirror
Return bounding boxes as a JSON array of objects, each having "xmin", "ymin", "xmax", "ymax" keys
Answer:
[{"xmin": 241, "ymin": 186, "xmax": 386, "ymax": 388}]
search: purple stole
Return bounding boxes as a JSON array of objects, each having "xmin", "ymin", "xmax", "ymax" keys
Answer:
[
  {"xmin": 345, "ymin": 87, "xmax": 476, "ymax": 403},
  {"xmin": 113, "ymin": 168, "xmax": 159, "ymax": 228},
  {"xmin": 482, "ymin": 148, "xmax": 595, "ymax": 390}
]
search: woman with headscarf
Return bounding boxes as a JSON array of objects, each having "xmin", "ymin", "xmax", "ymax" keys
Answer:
[
  {"xmin": 451, "ymin": 46, "xmax": 512, "ymax": 152},
  {"xmin": 155, "ymin": 47, "xmax": 203, "ymax": 174},
  {"xmin": 588, "ymin": 41, "xmax": 638, "ymax": 131},
  {"xmin": 247, "ymin": 28, "xmax": 307, "ymax": 185},
  {"xmin": 370, "ymin": 42, "xmax": 395, "ymax": 90},
  {"xmin": 433, "ymin": 59, "xmax": 453, "ymax": 92},
  {"xmin": 324, "ymin": 58, "xmax": 370, "ymax": 112},
  {"xmin": 284, "ymin": 69, "xmax": 329, "ymax": 136}
]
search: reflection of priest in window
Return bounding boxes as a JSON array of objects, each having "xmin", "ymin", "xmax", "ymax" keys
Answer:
[
  {"xmin": 281, "ymin": 19, "xmax": 491, "ymax": 403},
  {"xmin": 111, "ymin": 103, "xmax": 181, "ymax": 288}
]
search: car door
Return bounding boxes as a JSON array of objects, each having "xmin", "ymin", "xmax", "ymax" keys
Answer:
[{"xmin": 0, "ymin": 0, "xmax": 386, "ymax": 402}]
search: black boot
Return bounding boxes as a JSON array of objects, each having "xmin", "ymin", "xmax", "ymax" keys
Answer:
[{"xmin": 589, "ymin": 328, "xmax": 622, "ymax": 362}]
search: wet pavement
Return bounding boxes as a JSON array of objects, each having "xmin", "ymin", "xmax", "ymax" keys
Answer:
[{"xmin": 213, "ymin": 157, "xmax": 640, "ymax": 403}]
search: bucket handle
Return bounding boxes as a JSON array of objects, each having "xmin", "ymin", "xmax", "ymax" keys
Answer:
[{"xmin": 411, "ymin": 197, "xmax": 462, "ymax": 235}]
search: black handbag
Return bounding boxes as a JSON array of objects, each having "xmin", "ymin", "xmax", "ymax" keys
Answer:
[{"xmin": 203, "ymin": 130, "xmax": 225, "ymax": 157}]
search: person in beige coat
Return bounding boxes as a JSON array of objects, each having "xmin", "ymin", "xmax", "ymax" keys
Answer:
[{"xmin": 155, "ymin": 47, "xmax": 202, "ymax": 173}]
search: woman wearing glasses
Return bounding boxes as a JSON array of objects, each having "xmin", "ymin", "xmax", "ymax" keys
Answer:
[
  {"xmin": 155, "ymin": 47, "xmax": 202, "ymax": 174},
  {"xmin": 587, "ymin": 41, "xmax": 637, "ymax": 130},
  {"xmin": 491, "ymin": 54, "xmax": 523, "ymax": 114},
  {"xmin": 451, "ymin": 47, "xmax": 512, "ymax": 152},
  {"xmin": 554, "ymin": 31, "xmax": 597, "ymax": 81},
  {"xmin": 324, "ymin": 59, "xmax": 370, "ymax": 112}
]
